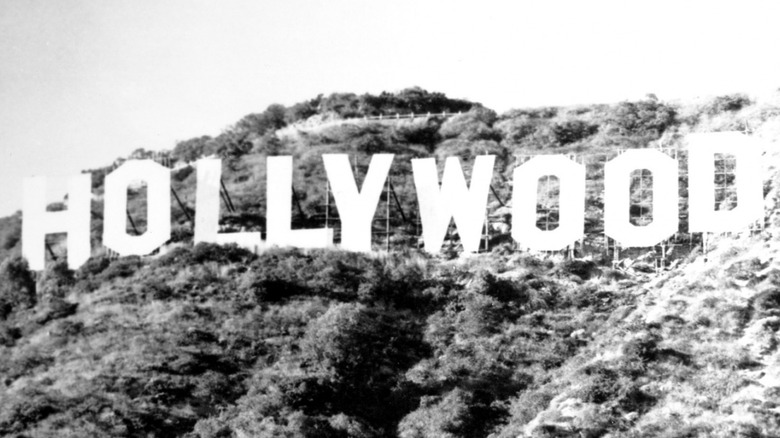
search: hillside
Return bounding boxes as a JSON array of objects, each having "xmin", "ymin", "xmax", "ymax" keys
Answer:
[{"xmin": 1, "ymin": 88, "xmax": 780, "ymax": 437}]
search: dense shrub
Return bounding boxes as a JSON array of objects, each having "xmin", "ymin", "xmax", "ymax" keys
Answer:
[
  {"xmin": 233, "ymin": 104, "xmax": 287, "ymax": 136},
  {"xmin": 191, "ymin": 242, "xmax": 255, "ymax": 265},
  {"xmin": 554, "ymin": 258, "xmax": 600, "ymax": 280},
  {"xmin": 0, "ymin": 217, "xmax": 21, "ymax": 250},
  {"xmin": 315, "ymin": 123, "xmax": 395, "ymax": 154},
  {"xmin": 37, "ymin": 260, "xmax": 75, "ymax": 300},
  {"xmin": 250, "ymin": 132, "xmax": 283, "ymax": 155},
  {"xmin": 752, "ymin": 288, "xmax": 780, "ymax": 316},
  {"xmin": 237, "ymin": 250, "xmax": 318, "ymax": 303},
  {"xmin": 433, "ymin": 139, "xmax": 508, "ymax": 174},
  {"xmin": 359, "ymin": 87, "xmax": 474, "ymax": 116},
  {"xmin": 170, "ymin": 224, "xmax": 194, "ymax": 244},
  {"xmin": 172, "ymin": 136, "xmax": 213, "ymax": 163},
  {"xmin": 238, "ymin": 267, "xmax": 311, "ymax": 303},
  {"xmin": 607, "ymin": 100, "xmax": 677, "ymax": 136},
  {"xmin": 495, "ymin": 116, "xmax": 539, "ymax": 145},
  {"xmin": 285, "ymin": 97, "xmax": 320, "ymax": 123},
  {"xmin": 706, "ymin": 93, "xmax": 752, "ymax": 114},
  {"xmin": 0, "ymin": 256, "xmax": 36, "ymax": 318},
  {"xmin": 392, "ymin": 117, "xmax": 443, "ymax": 150},
  {"xmin": 356, "ymin": 252, "xmax": 433, "ymax": 308},
  {"xmin": 151, "ymin": 245, "xmax": 193, "ymax": 268},
  {"xmin": 75, "ymin": 255, "xmax": 111, "ymax": 279},
  {"xmin": 398, "ymin": 389, "xmax": 482, "ymax": 438},
  {"xmin": 500, "ymin": 107, "xmax": 558, "ymax": 120},
  {"xmin": 98, "ymin": 256, "xmax": 143, "ymax": 281},
  {"xmin": 320, "ymin": 92, "xmax": 362, "ymax": 118},
  {"xmin": 301, "ymin": 303, "xmax": 425, "ymax": 382},
  {"xmin": 439, "ymin": 107, "xmax": 502, "ymax": 141},
  {"xmin": 172, "ymin": 165, "xmax": 194, "ymax": 182},
  {"xmin": 550, "ymin": 119, "xmax": 599, "ymax": 145}
]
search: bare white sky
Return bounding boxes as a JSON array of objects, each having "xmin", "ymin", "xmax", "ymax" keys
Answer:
[{"xmin": 1, "ymin": 0, "xmax": 779, "ymax": 216}]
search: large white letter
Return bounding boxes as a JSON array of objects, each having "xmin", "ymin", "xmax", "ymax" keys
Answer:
[
  {"xmin": 103, "ymin": 160, "xmax": 171, "ymax": 256},
  {"xmin": 412, "ymin": 155, "xmax": 495, "ymax": 254},
  {"xmin": 604, "ymin": 149, "xmax": 678, "ymax": 247},
  {"xmin": 22, "ymin": 175, "xmax": 91, "ymax": 270},
  {"xmin": 687, "ymin": 132, "xmax": 763, "ymax": 233},
  {"xmin": 266, "ymin": 156, "xmax": 333, "ymax": 248},
  {"xmin": 512, "ymin": 155, "xmax": 585, "ymax": 251},
  {"xmin": 323, "ymin": 154, "xmax": 394, "ymax": 252},
  {"xmin": 194, "ymin": 158, "xmax": 263, "ymax": 251}
]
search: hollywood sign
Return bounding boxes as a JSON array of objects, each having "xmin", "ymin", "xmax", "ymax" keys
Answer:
[{"xmin": 22, "ymin": 132, "xmax": 765, "ymax": 271}]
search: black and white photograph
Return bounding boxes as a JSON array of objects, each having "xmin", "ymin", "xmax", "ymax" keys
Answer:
[{"xmin": 1, "ymin": 1, "xmax": 780, "ymax": 437}]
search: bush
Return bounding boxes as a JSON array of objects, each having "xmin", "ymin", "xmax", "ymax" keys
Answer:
[
  {"xmin": 621, "ymin": 331, "xmax": 660, "ymax": 362},
  {"xmin": 439, "ymin": 107, "xmax": 502, "ymax": 141},
  {"xmin": 550, "ymin": 120, "xmax": 599, "ymax": 145},
  {"xmin": 500, "ymin": 107, "xmax": 558, "ymax": 120},
  {"xmin": 151, "ymin": 245, "xmax": 193, "ymax": 268},
  {"xmin": 607, "ymin": 100, "xmax": 677, "ymax": 136},
  {"xmin": 706, "ymin": 93, "xmax": 752, "ymax": 114},
  {"xmin": 392, "ymin": 118, "xmax": 443, "ymax": 150},
  {"xmin": 359, "ymin": 87, "xmax": 475, "ymax": 116},
  {"xmin": 0, "ymin": 256, "xmax": 36, "ymax": 318},
  {"xmin": 320, "ymin": 92, "xmax": 362, "ymax": 118},
  {"xmin": 142, "ymin": 277, "xmax": 173, "ymax": 300},
  {"xmin": 98, "ymin": 256, "xmax": 142, "ymax": 281},
  {"xmin": 172, "ymin": 165, "xmax": 194, "ymax": 182},
  {"xmin": 495, "ymin": 116, "xmax": 539, "ymax": 145},
  {"xmin": 75, "ymin": 255, "xmax": 111, "ymax": 279},
  {"xmin": 238, "ymin": 268, "xmax": 310, "ymax": 303},
  {"xmin": 285, "ymin": 98, "xmax": 320, "ymax": 123},
  {"xmin": 37, "ymin": 260, "xmax": 75, "ymax": 300},
  {"xmin": 434, "ymin": 139, "xmax": 507, "ymax": 164},
  {"xmin": 0, "ymin": 388, "xmax": 61, "ymax": 434},
  {"xmin": 251, "ymin": 132, "xmax": 284, "ymax": 155},
  {"xmin": 35, "ymin": 296, "xmax": 78, "ymax": 324},
  {"xmin": 0, "ymin": 323, "xmax": 21, "ymax": 347},
  {"xmin": 301, "ymin": 303, "xmax": 425, "ymax": 384},
  {"xmin": 316, "ymin": 123, "xmax": 394, "ymax": 153},
  {"xmin": 233, "ymin": 104, "xmax": 287, "ymax": 136},
  {"xmin": 191, "ymin": 242, "xmax": 256, "ymax": 265},
  {"xmin": 562, "ymin": 283, "xmax": 601, "ymax": 308},
  {"xmin": 355, "ymin": 252, "xmax": 433, "ymax": 308},
  {"xmin": 169, "ymin": 224, "xmax": 194, "ymax": 244},
  {"xmin": 172, "ymin": 136, "xmax": 213, "ymax": 163},
  {"xmin": 554, "ymin": 259, "xmax": 599, "ymax": 280},
  {"xmin": 752, "ymin": 288, "xmax": 780, "ymax": 316},
  {"xmin": 575, "ymin": 364, "xmax": 622, "ymax": 404},
  {"xmin": 0, "ymin": 218, "xmax": 21, "ymax": 250},
  {"xmin": 398, "ymin": 389, "xmax": 476, "ymax": 438}
]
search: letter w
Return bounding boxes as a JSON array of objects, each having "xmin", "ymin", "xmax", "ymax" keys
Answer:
[{"xmin": 412, "ymin": 156, "xmax": 495, "ymax": 254}]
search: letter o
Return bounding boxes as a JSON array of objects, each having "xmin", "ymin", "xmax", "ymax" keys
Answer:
[{"xmin": 103, "ymin": 160, "xmax": 171, "ymax": 255}]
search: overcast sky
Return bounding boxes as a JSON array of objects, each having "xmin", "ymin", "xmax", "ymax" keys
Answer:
[{"xmin": 1, "ymin": 0, "xmax": 779, "ymax": 216}]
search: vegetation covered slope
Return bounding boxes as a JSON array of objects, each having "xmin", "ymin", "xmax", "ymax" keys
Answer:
[
  {"xmin": 1, "ymin": 88, "xmax": 780, "ymax": 437},
  {"xmin": 0, "ymin": 243, "xmax": 640, "ymax": 437}
]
